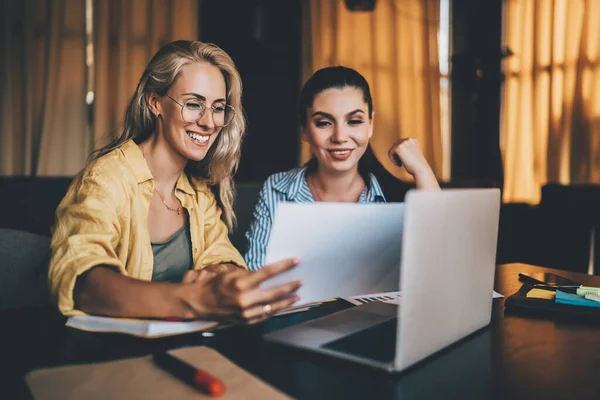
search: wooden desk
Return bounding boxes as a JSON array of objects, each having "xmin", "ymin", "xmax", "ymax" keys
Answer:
[{"xmin": 3, "ymin": 263, "xmax": 600, "ymax": 399}]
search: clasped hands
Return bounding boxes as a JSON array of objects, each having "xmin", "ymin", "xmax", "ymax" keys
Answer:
[{"xmin": 179, "ymin": 258, "xmax": 302, "ymax": 325}]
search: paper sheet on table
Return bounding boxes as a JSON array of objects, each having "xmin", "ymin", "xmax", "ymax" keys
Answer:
[
  {"xmin": 343, "ymin": 290, "xmax": 504, "ymax": 306},
  {"xmin": 274, "ymin": 300, "xmax": 322, "ymax": 316},
  {"xmin": 26, "ymin": 346, "xmax": 291, "ymax": 400},
  {"xmin": 343, "ymin": 291, "xmax": 402, "ymax": 306},
  {"xmin": 262, "ymin": 203, "xmax": 404, "ymax": 306}
]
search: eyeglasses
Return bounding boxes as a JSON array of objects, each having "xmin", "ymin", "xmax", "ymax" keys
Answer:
[{"xmin": 165, "ymin": 94, "xmax": 236, "ymax": 127}]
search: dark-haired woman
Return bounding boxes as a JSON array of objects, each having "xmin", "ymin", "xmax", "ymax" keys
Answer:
[{"xmin": 244, "ymin": 66, "xmax": 440, "ymax": 271}]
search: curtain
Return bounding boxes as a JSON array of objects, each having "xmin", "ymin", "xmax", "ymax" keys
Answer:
[
  {"xmin": 93, "ymin": 0, "xmax": 198, "ymax": 149},
  {"xmin": 0, "ymin": 0, "xmax": 198, "ymax": 176},
  {"xmin": 1, "ymin": 0, "xmax": 88, "ymax": 176},
  {"xmin": 502, "ymin": 0, "xmax": 600, "ymax": 203},
  {"xmin": 302, "ymin": 0, "xmax": 443, "ymax": 181}
]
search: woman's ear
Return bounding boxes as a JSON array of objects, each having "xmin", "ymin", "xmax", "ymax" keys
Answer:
[
  {"xmin": 368, "ymin": 111, "xmax": 375, "ymax": 139},
  {"xmin": 145, "ymin": 92, "xmax": 162, "ymax": 118},
  {"xmin": 301, "ymin": 126, "xmax": 309, "ymax": 142}
]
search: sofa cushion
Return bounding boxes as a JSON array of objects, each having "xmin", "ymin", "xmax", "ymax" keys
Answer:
[
  {"xmin": 0, "ymin": 229, "xmax": 52, "ymax": 309},
  {"xmin": 0, "ymin": 177, "xmax": 73, "ymax": 237}
]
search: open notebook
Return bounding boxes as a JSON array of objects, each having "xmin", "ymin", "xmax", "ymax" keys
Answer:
[
  {"xmin": 65, "ymin": 302, "xmax": 326, "ymax": 338},
  {"xmin": 66, "ymin": 316, "xmax": 219, "ymax": 338}
]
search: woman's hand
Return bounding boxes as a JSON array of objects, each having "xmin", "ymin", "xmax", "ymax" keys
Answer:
[
  {"xmin": 182, "ymin": 268, "xmax": 218, "ymax": 283},
  {"xmin": 181, "ymin": 263, "xmax": 239, "ymax": 283},
  {"xmin": 179, "ymin": 258, "xmax": 302, "ymax": 324},
  {"xmin": 388, "ymin": 138, "xmax": 440, "ymax": 190}
]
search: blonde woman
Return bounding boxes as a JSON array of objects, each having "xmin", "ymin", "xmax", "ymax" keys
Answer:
[{"xmin": 49, "ymin": 41, "xmax": 300, "ymax": 324}]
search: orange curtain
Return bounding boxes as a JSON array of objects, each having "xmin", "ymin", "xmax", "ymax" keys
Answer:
[
  {"xmin": 93, "ymin": 0, "xmax": 198, "ymax": 149},
  {"xmin": 302, "ymin": 0, "xmax": 443, "ymax": 180},
  {"xmin": 0, "ymin": 0, "xmax": 198, "ymax": 176},
  {"xmin": 1, "ymin": 0, "xmax": 89, "ymax": 176},
  {"xmin": 502, "ymin": 0, "xmax": 600, "ymax": 203}
]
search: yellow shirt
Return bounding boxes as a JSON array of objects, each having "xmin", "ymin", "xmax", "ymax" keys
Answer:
[{"xmin": 48, "ymin": 140, "xmax": 247, "ymax": 316}]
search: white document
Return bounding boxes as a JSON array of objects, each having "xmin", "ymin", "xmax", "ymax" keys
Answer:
[
  {"xmin": 343, "ymin": 291, "xmax": 403, "ymax": 305},
  {"xmin": 66, "ymin": 316, "xmax": 218, "ymax": 338},
  {"xmin": 263, "ymin": 203, "xmax": 404, "ymax": 306},
  {"xmin": 343, "ymin": 290, "xmax": 504, "ymax": 306}
]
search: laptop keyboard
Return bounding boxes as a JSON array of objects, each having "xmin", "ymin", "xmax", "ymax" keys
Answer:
[{"xmin": 321, "ymin": 318, "xmax": 398, "ymax": 363}]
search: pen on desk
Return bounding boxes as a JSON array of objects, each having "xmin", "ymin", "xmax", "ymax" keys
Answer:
[
  {"xmin": 532, "ymin": 284, "xmax": 577, "ymax": 294},
  {"xmin": 153, "ymin": 352, "xmax": 225, "ymax": 397}
]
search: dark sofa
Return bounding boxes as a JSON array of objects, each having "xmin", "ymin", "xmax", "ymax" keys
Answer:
[
  {"xmin": 1, "ymin": 176, "xmax": 597, "ymax": 310},
  {"xmin": 0, "ymin": 177, "xmax": 261, "ymax": 253},
  {"xmin": 0, "ymin": 177, "xmax": 261, "ymax": 310}
]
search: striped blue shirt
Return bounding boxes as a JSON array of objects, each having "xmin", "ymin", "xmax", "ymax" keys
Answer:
[{"xmin": 244, "ymin": 165, "xmax": 387, "ymax": 271}]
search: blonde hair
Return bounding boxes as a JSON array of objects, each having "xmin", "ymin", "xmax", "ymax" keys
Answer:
[{"xmin": 91, "ymin": 40, "xmax": 245, "ymax": 231}]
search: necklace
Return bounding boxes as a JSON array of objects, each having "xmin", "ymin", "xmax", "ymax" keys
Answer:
[
  {"xmin": 140, "ymin": 143, "xmax": 182, "ymax": 215},
  {"xmin": 154, "ymin": 188, "xmax": 181, "ymax": 215}
]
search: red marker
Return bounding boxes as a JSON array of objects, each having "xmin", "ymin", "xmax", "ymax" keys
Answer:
[{"xmin": 153, "ymin": 352, "xmax": 225, "ymax": 396}]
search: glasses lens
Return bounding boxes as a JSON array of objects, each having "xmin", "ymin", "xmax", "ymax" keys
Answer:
[
  {"xmin": 182, "ymin": 101, "xmax": 204, "ymax": 123},
  {"xmin": 182, "ymin": 101, "xmax": 235, "ymax": 127},
  {"xmin": 220, "ymin": 105, "xmax": 235, "ymax": 127},
  {"xmin": 211, "ymin": 104, "xmax": 235, "ymax": 127}
]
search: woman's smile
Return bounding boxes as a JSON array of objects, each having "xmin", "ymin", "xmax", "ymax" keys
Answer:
[
  {"xmin": 327, "ymin": 148, "xmax": 354, "ymax": 161},
  {"xmin": 185, "ymin": 130, "xmax": 211, "ymax": 146}
]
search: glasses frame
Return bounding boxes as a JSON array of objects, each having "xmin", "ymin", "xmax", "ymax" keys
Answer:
[{"xmin": 165, "ymin": 94, "xmax": 236, "ymax": 127}]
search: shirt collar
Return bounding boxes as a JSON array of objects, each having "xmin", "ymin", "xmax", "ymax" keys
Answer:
[
  {"xmin": 175, "ymin": 172, "xmax": 196, "ymax": 195},
  {"xmin": 120, "ymin": 139, "xmax": 196, "ymax": 195},
  {"xmin": 271, "ymin": 166, "xmax": 314, "ymax": 203},
  {"xmin": 272, "ymin": 165, "xmax": 386, "ymax": 203},
  {"xmin": 360, "ymin": 173, "xmax": 387, "ymax": 203}
]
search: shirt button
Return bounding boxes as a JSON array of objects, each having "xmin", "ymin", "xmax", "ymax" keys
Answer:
[{"xmin": 194, "ymin": 248, "xmax": 198, "ymax": 253}]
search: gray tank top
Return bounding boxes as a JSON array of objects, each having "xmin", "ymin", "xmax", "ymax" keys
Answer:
[{"xmin": 151, "ymin": 218, "xmax": 193, "ymax": 283}]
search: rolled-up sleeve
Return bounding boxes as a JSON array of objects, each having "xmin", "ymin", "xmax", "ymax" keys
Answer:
[
  {"xmin": 244, "ymin": 183, "xmax": 273, "ymax": 271},
  {"xmin": 48, "ymin": 175, "xmax": 127, "ymax": 316},
  {"xmin": 195, "ymin": 191, "xmax": 247, "ymax": 270}
]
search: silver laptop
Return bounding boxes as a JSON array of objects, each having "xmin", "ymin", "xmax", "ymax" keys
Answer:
[{"xmin": 263, "ymin": 189, "xmax": 501, "ymax": 373}]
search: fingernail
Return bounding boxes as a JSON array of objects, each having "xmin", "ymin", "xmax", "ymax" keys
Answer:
[
  {"xmin": 294, "ymin": 295, "xmax": 301, "ymax": 301},
  {"xmin": 292, "ymin": 258, "xmax": 301, "ymax": 265}
]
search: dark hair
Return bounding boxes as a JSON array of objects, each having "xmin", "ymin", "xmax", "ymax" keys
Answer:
[
  {"xmin": 299, "ymin": 66, "xmax": 411, "ymax": 202},
  {"xmin": 298, "ymin": 66, "xmax": 373, "ymax": 126}
]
